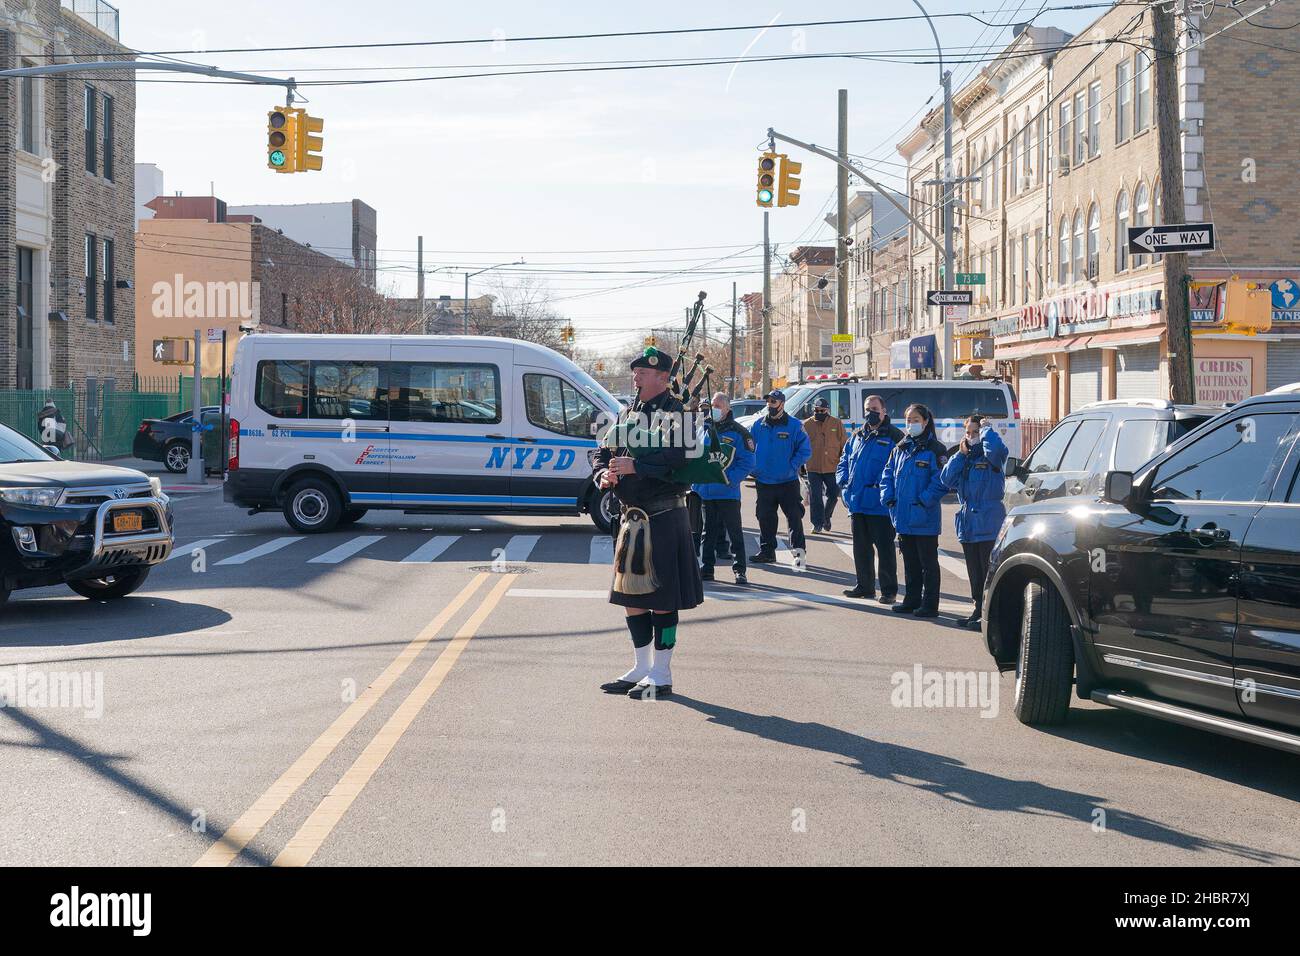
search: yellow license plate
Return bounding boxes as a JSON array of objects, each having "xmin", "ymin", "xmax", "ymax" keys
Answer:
[{"xmin": 112, "ymin": 513, "xmax": 143, "ymax": 533}]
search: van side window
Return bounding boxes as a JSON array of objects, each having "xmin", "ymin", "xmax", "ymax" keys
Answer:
[
  {"xmin": 524, "ymin": 374, "xmax": 598, "ymax": 438},
  {"xmin": 255, "ymin": 360, "xmax": 308, "ymax": 419},
  {"xmin": 311, "ymin": 362, "xmax": 387, "ymax": 421},
  {"xmin": 391, "ymin": 362, "xmax": 501, "ymax": 424}
]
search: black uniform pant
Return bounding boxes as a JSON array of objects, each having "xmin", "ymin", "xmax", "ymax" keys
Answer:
[
  {"xmin": 701, "ymin": 499, "xmax": 745, "ymax": 573},
  {"xmin": 850, "ymin": 512, "xmax": 897, "ymax": 596},
  {"xmin": 962, "ymin": 539, "xmax": 995, "ymax": 615},
  {"xmin": 807, "ymin": 472, "xmax": 840, "ymax": 527},
  {"xmin": 898, "ymin": 534, "xmax": 940, "ymax": 611},
  {"xmin": 755, "ymin": 480, "xmax": 806, "ymax": 555}
]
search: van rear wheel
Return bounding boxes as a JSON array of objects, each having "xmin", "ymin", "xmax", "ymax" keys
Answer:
[
  {"xmin": 339, "ymin": 508, "xmax": 367, "ymax": 526},
  {"xmin": 589, "ymin": 485, "xmax": 615, "ymax": 534},
  {"xmin": 284, "ymin": 477, "xmax": 343, "ymax": 533}
]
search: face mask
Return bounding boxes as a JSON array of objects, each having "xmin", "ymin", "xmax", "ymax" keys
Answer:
[
  {"xmin": 813, "ymin": 410, "xmax": 827, "ymax": 420},
  {"xmin": 710, "ymin": 407, "xmax": 724, "ymax": 423},
  {"xmin": 767, "ymin": 406, "xmax": 782, "ymax": 419},
  {"xmin": 865, "ymin": 411, "xmax": 882, "ymax": 427},
  {"xmin": 905, "ymin": 422, "xmax": 925, "ymax": 438}
]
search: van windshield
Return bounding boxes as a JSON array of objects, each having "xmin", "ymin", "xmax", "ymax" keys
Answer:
[
  {"xmin": 568, "ymin": 367, "xmax": 620, "ymax": 413},
  {"xmin": 873, "ymin": 386, "xmax": 1010, "ymax": 421}
]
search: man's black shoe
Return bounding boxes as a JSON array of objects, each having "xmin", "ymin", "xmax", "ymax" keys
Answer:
[
  {"xmin": 957, "ymin": 612, "xmax": 980, "ymax": 628},
  {"xmin": 749, "ymin": 551, "xmax": 776, "ymax": 564},
  {"xmin": 964, "ymin": 616, "xmax": 983, "ymax": 630},
  {"xmin": 734, "ymin": 571, "xmax": 748, "ymax": 585},
  {"xmin": 842, "ymin": 587, "xmax": 875, "ymax": 599},
  {"xmin": 912, "ymin": 607, "xmax": 939, "ymax": 619},
  {"xmin": 879, "ymin": 593, "xmax": 898, "ymax": 605},
  {"xmin": 892, "ymin": 603, "xmax": 920, "ymax": 614},
  {"xmin": 627, "ymin": 683, "xmax": 672, "ymax": 701},
  {"xmin": 600, "ymin": 679, "xmax": 641, "ymax": 694},
  {"xmin": 700, "ymin": 569, "xmax": 715, "ymax": 581}
]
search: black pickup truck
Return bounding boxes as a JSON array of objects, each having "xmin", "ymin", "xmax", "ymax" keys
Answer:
[{"xmin": 0, "ymin": 422, "xmax": 174, "ymax": 606}]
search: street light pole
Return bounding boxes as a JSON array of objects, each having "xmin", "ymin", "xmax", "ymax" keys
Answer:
[{"xmin": 463, "ymin": 259, "xmax": 525, "ymax": 334}]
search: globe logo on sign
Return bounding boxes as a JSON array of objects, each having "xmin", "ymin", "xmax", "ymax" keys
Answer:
[{"xmin": 1271, "ymin": 278, "xmax": 1299, "ymax": 311}]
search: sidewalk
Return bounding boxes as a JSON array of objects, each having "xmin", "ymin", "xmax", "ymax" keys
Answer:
[{"xmin": 105, "ymin": 456, "xmax": 224, "ymax": 495}]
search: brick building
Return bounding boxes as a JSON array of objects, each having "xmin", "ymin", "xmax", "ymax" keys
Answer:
[
  {"xmin": 739, "ymin": 291, "xmax": 763, "ymax": 395},
  {"xmin": 2, "ymin": 0, "xmax": 136, "ymax": 390}
]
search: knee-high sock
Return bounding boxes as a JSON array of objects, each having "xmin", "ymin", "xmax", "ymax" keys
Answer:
[
  {"xmin": 626, "ymin": 613, "xmax": 653, "ymax": 648},
  {"xmin": 652, "ymin": 611, "xmax": 678, "ymax": 651},
  {"xmin": 619, "ymin": 642, "xmax": 652, "ymax": 683},
  {"xmin": 649, "ymin": 611, "xmax": 678, "ymax": 686}
]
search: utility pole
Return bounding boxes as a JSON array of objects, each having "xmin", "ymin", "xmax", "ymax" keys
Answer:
[
  {"xmin": 416, "ymin": 235, "xmax": 425, "ymax": 334},
  {"xmin": 730, "ymin": 281, "xmax": 738, "ymax": 398},
  {"xmin": 1154, "ymin": 2, "xmax": 1194, "ymax": 403},
  {"xmin": 762, "ymin": 211, "xmax": 772, "ymax": 396},
  {"xmin": 941, "ymin": 68, "xmax": 956, "ymax": 381},
  {"xmin": 836, "ymin": 89, "xmax": 849, "ymax": 337}
]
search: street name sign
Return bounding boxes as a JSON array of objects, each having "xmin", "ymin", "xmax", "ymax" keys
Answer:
[
  {"xmin": 1128, "ymin": 223, "xmax": 1216, "ymax": 255},
  {"xmin": 926, "ymin": 290, "xmax": 973, "ymax": 307},
  {"xmin": 955, "ymin": 273, "xmax": 985, "ymax": 285}
]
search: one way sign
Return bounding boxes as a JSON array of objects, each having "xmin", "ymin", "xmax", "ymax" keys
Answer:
[
  {"xmin": 1127, "ymin": 223, "xmax": 1216, "ymax": 255},
  {"xmin": 926, "ymin": 290, "xmax": 973, "ymax": 307}
]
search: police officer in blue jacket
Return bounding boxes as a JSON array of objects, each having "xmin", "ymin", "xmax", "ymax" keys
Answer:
[
  {"xmin": 940, "ymin": 414, "xmax": 1008, "ymax": 629},
  {"xmin": 694, "ymin": 393, "xmax": 757, "ymax": 585},
  {"xmin": 749, "ymin": 388, "xmax": 812, "ymax": 564},
  {"xmin": 880, "ymin": 403, "xmax": 948, "ymax": 617},
  {"xmin": 836, "ymin": 394, "xmax": 904, "ymax": 601}
]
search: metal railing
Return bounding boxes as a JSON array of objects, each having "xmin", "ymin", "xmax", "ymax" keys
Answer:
[
  {"xmin": 1021, "ymin": 418, "xmax": 1055, "ymax": 457},
  {"xmin": 61, "ymin": 0, "xmax": 120, "ymax": 40}
]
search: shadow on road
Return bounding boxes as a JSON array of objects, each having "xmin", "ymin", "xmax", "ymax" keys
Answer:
[
  {"xmin": 0, "ymin": 596, "xmax": 232, "ymax": 648},
  {"xmin": 0, "ymin": 706, "xmax": 274, "ymax": 867},
  {"xmin": 669, "ymin": 695, "xmax": 1299, "ymax": 863}
]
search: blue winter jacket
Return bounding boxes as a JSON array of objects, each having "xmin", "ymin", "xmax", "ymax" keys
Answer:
[
  {"xmin": 836, "ymin": 421, "xmax": 904, "ymax": 516},
  {"xmin": 940, "ymin": 427, "xmax": 1009, "ymax": 543},
  {"xmin": 693, "ymin": 415, "xmax": 757, "ymax": 501},
  {"xmin": 879, "ymin": 432, "xmax": 949, "ymax": 536},
  {"xmin": 750, "ymin": 412, "xmax": 812, "ymax": 484}
]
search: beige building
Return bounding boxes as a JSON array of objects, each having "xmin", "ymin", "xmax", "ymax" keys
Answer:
[
  {"xmin": 865, "ymin": 233, "xmax": 912, "ymax": 379},
  {"xmin": 768, "ymin": 245, "xmax": 835, "ymax": 387},
  {"xmin": 830, "ymin": 189, "xmax": 908, "ymax": 377}
]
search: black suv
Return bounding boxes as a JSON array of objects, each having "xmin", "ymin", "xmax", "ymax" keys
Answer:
[
  {"xmin": 983, "ymin": 387, "xmax": 1300, "ymax": 756},
  {"xmin": 1003, "ymin": 400, "xmax": 1220, "ymax": 510},
  {"xmin": 0, "ymin": 422, "xmax": 174, "ymax": 606}
]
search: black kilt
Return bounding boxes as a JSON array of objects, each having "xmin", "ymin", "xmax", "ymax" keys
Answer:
[{"xmin": 609, "ymin": 504, "xmax": 704, "ymax": 612}]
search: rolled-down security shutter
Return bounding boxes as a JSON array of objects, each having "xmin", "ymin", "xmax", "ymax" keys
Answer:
[
  {"xmin": 1116, "ymin": 343, "xmax": 1161, "ymax": 400},
  {"xmin": 1267, "ymin": 338, "xmax": 1300, "ymax": 391},
  {"xmin": 1017, "ymin": 359, "xmax": 1050, "ymax": 421},
  {"xmin": 1069, "ymin": 348, "xmax": 1102, "ymax": 411}
]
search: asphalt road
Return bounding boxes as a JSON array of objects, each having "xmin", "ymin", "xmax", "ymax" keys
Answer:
[{"xmin": 2, "ymin": 485, "xmax": 1298, "ymax": 866}]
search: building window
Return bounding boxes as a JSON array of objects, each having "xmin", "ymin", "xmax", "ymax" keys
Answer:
[
  {"xmin": 19, "ymin": 65, "xmax": 36, "ymax": 154},
  {"xmin": 1087, "ymin": 82, "xmax": 1101, "ymax": 159},
  {"xmin": 1022, "ymin": 116, "xmax": 1033, "ymax": 186},
  {"xmin": 990, "ymin": 248, "xmax": 998, "ymax": 307},
  {"xmin": 1058, "ymin": 101, "xmax": 1071, "ymax": 173},
  {"xmin": 1009, "ymin": 124, "xmax": 1019, "ymax": 195},
  {"xmin": 17, "ymin": 247, "xmax": 34, "ymax": 390},
  {"xmin": 1022, "ymin": 233, "xmax": 1031, "ymax": 305},
  {"xmin": 1135, "ymin": 53, "xmax": 1153, "ymax": 133},
  {"xmin": 1073, "ymin": 91, "xmax": 1086, "ymax": 165},
  {"xmin": 1034, "ymin": 228, "xmax": 1044, "ymax": 298},
  {"xmin": 1132, "ymin": 182, "xmax": 1151, "ymax": 266},
  {"xmin": 1071, "ymin": 211, "xmax": 1084, "ymax": 284},
  {"xmin": 1116, "ymin": 59, "xmax": 1132, "ymax": 143},
  {"xmin": 1087, "ymin": 204, "xmax": 1100, "ymax": 281},
  {"xmin": 85, "ymin": 234, "xmax": 97, "ymax": 321},
  {"xmin": 84, "ymin": 86, "xmax": 96, "ymax": 174},
  {"xmin": 991, "ymin": 139, "xmax": 1000, "ymax": 204},
  {"xmin": 1115, "ymin": 190, "xmax": 1131, "ymax": 272},
  {"xmin": 101, "ymin": 94, "xmax": 114, "ymax": 181},
  {"xmin": 1058, "ymin": 217, "xmax": 1069, "ymax": 286},
  {"xmin": 102, "ymin": 238, "xmax": 115, "ymax": 324},
  {"xmin": 1008, "ymin": 236, "xmax": 1017, "ymax": 305},
  {"xmin": 1035, "ymin": 115, "xmax": 1045, "ymax": 183}
]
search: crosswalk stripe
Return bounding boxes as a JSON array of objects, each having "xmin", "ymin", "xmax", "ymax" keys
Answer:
[
  {"xmin": 400, "ymin": 535, "xmax": 460, "ymax": 563},
  {"xmin": 214, "ymin": 536, "xmax": 300, "ymax": 566},
  {"xmin": 938, "ymin": 553, "xmax": 969, "ymax": 580},
  {"xmin": 836, "ymin": 541, "xmax": 854, "ymax": 561},
  {"xmin": 589, "ymin": 534, "xmax": 613, "ymax": 565},
  {"xmin": 503, "ymin": 534, "xmax": 541, "ymax": 563},
  {"xmin": 308, "ymin": 535, "xmax": 386, "ymax": 564},
  {"xmin": 168, "ymin": 538, "xmax": 222, "ymax": 561}
]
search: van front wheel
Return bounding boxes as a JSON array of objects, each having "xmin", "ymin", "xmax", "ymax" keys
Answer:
[{"xmin": 284, "ymin": 477, "xmax": 343, "ymax": 534}]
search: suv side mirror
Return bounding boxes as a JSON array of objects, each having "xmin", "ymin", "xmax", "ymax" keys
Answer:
[
  {"xmin": 1103, "ymin": 470, "xmax": 1137, "ymax": 507},
  {"xmin": 42, "ymin": 444, "xmax": 62, "ymax": 460},
  {"xmin": 1005, "ymin": 456, "xmax": 1027, "ymax": 479}
]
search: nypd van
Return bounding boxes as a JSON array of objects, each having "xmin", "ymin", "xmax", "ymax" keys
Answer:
[
  {"xmin": 737, "ymin": 376, "xmax": 1022, "ymax": 458},
  {"xmin": 224, "ymin": 334, "xmax": 621, "ymax": 533}
]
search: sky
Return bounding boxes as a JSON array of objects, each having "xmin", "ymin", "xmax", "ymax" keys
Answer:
[{"xmin": 112, "ymin": 0, "xmax": 1112, "ymax": 353}]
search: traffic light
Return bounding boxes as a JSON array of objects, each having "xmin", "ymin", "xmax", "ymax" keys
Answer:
[
  {"xmin": 777, "ymin": 154, "xmax": 801, "ymax": 207},
  {"xmin": 267, "ymin": 107, "xmax": 296, "ymax": 172},
  {"xmin": 644, "ymin": 336, "xmax": 657, "ymax": 347},
  {"xmin": 756, "ymin": 152, "xmax": 776, "ymax": 207},
  {"xmin": 561, "ymin": 324, "xmax": 576, "ymax": 344},
  {"xmin": 295, "ymin": 109, "xmax": 324, "ymax": 172}
]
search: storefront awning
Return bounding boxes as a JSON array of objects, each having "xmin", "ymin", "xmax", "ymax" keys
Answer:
[{"xmin": 996, "ymin": 327, "xmax": 1165, "ymax": 362}]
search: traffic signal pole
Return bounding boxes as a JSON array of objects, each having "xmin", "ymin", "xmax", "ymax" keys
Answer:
[{"xmin": 762, "ymin": 211, "xmax": 772, "ymax": 397}]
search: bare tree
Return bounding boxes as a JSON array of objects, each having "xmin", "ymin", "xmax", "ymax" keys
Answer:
[
  {"xmin": 474, "ymin": 275, "xmax": 568, "ymax": 348},
  {"xmin": 286, "ymin": 265, "xmax": 424, "ymax": 335}
]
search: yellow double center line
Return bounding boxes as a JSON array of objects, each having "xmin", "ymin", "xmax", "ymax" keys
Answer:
[{"xmin": 195, "ymin": 571, "xmax": 514, "ymax": 867}]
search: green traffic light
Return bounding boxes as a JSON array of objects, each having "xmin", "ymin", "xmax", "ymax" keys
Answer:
[
  {"xmin": 269, "ymin": 149, "xmax": 286, "ymax": 168},
  {"xmin": 758, "ymin": 188, "xmax": 773, "ymax": 203}
]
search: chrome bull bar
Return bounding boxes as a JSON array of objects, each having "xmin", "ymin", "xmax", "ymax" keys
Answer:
[{"xmin": 83, "ymin": 497, "xmax": 174, "ymax": 570}]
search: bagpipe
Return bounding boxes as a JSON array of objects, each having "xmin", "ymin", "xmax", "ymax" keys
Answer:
[{"xmin": 599, "ymin": 291, "xmax": 736, "ymax": 486}]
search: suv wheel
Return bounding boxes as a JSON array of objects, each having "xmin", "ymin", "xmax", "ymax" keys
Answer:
[
  {"xmin": 164, "ymin": 442, "xmax": 191, "ymax": 473},
  {"xmin": 1012, "ymin": 581, "xmax": 1074, "ymax": 726},
  {"xmin": 67, "ymin": 567, "xmax": 151, "ymax": 600},
  {"xmin": 283, "ymin": 477, "xmax": 342, "ymax": 533}
]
